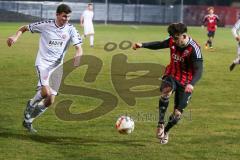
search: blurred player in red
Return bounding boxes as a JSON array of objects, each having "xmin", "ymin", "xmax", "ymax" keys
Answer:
[{"xmin": 202, "ymin": 7, "xmax": 219, "ymax": 49}]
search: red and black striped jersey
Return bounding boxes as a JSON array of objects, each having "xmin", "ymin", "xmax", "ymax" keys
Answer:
[
  {"xmin": 142, "ymin": 37, "xmax": 203, "ymax": 86},
  {"xmin": 203, "ymin": 14, "xmax": 219, "ymax": 31}
]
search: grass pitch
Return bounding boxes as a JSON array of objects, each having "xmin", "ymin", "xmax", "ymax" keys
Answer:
[{"xmin": 0, "ymin": 23, "xmax": 240, "ymax": 160}]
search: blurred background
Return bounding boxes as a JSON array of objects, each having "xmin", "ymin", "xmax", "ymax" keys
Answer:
[{"xmin": 0, "ymin": 0, "xmax": 239, "ymax": 26}]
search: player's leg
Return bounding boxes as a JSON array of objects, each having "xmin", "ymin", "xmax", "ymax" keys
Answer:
[
  {"xmin": 161, "ymin": 84, "xmax": 191, "ymax": 144},
  {"xmin": 29, "ymin": 65, "xmax": 61, "ymax": 123},
  {"xmin": 23, "ymin": 65, "xmax": 61, "ymax": 132},
  {"xmin": 208, "ymin": 37, "xmax": 213, "ymax": 48},
  {"xmin": 230, "ymin": 42, "xmax": 240, "ymax": 71},
  {"xmin": 88, "ymin": 25, "xmax": 94, "ymax": 47},
  {"xmin": 209, "ymin": 32, "xmax": 215, "ymax": 48},
  {"xmin": 90, "ymin": 33, "xmax": 94, "ymax": 47},
  {"xmin": 23, "ymin": 85, "xmax": 53, "ymax": 132},
  {"xmin": 205, "ymin": 31, "xmax": 210, "ymax": 49},
  {"xmin": 29, "ymin": 87, "xmax": 55, "ymax": 122},
  {"xmin": 30, "ymin": 88, "xmax": 43, "ymax": 106},
  {"xmin": 206, "ymin": 31, "xmax": 214, "ymax": 49},
  {"xmin": 164, "ymin": 109, "xmax": 182, "ymax": 133},
  {"xmin": 24, "ymin": 91, "xmax": 42, "ymax": 119},
  {"xmin": 160, "ymin": 108, "xmax": 181, "ymax": 144},
  {"xmin": 165, "ymin": 88, "xmax": 191, "ymax": 132},
  {"xmin": 23, "ymin": 66, "xmax": 47, "ymax": 119},
  {"xmin": 157, "ymin": 76, "xmax": 175, "ymax": 139},
  {"xmin": 84, "ymin": 23, "xmax": 94, "ymax": 47}
]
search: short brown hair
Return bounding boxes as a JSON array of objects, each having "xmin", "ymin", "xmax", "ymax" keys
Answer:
[
  {"xmin": 168, "ymin": 23, "xmax": 187, "ymax": 37},
  {"xmin": 207, "ymin": 7, "xmax": 214, "ymax": 12},
  {"xmin": 88, "ymin": 3, "xmax": 93, "ymax": 6},
  {"xmin": 56, "ymin": 4, "xmax": 72, "ymax": 14}
]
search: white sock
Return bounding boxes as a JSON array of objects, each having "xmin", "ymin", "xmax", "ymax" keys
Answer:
[
  {"xmin": 26, "ymin": 101, "xmax": 47, "ymax": 123},
  {"xmin": 30, "ymin": 90, "xmax": 43, "ymax": 106},
  {"xmin": 234, "ymin": 57, "xmax": 240, "ymax": 64},
  {"xmin": 90, "ymin": 35, "xmax": 94, "ymax": 46}
]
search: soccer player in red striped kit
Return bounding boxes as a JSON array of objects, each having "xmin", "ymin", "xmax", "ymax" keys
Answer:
[
  {"xmin": 202, "ymin": 7, "xmax": 219, "ymax": 49},
  {"xmin": 133, "ymin": 23, "xmax": 203, "ymax": 144}
]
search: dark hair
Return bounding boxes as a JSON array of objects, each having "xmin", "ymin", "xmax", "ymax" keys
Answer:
[
  {"xmin": 88, "ymin": 3, "xmax": 93, "ymax": 6},
  {"xmin": 167, "ymin": 23, "xmax": 187, "ymax": 37},
  {"xmin": 56, "ymin": 4, "xmax": 72, "ymax": 14}
]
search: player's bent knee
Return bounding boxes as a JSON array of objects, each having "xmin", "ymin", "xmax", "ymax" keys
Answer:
[
  {"xmin": 161, "ymin": 96, "xmax": 171, "ymax": 103},
  {"xmin": 160, "ymin": 90, "xmax": 172, "ymax": 100},
  {"xmin": 41, "ymin": 86, "xmax": 51, "ymax": 97},
  {"xmin": 44, "ymin": 95, "xmax": 55, "ymax": 107}
]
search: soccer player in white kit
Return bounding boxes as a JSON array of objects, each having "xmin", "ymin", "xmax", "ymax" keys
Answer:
[
  {"xmin": 230, "ymin": 19, "xmax": 240, "ymax": 71},
  {"xmin": 6, "ymin": 4, "xmax": 83, "ymax": 132},
  {"xmin": 80, "ymin": 3, "xmax": 94, "ymax": 47}
]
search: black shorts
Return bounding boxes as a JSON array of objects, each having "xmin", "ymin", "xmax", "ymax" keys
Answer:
[
  {"xmin": 207, "ymin": 31, "xmax": 215, "ymax": 37},
  {"xmin": 160, "ymin": 76, "xmax": 192, "ymax": 112}
]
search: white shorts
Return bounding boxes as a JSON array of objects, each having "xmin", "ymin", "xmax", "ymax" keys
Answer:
[
  {"xmin": 84, "ymin": 23, "xmax": 94, "ymax": 35},
  {"xmin": 36, "ymin": 65, "xmax": 63, "ymax": 96}
]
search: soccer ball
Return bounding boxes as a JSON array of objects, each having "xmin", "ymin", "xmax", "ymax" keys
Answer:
[{"xmin": 115, "ymin": 116, "xmax": 134, "ymax": 134}]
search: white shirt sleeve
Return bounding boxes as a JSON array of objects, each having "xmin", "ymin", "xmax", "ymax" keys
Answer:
[
  {"xmin": 28, "ymin": 21, "xmax": 50, "ymax": 33},
  {"xmin": 232, "ymin": 19, "xmax": 240, "ymax": 38},
  {"xmin": 70, "ymin": 26, "xmax": 82, "ymax": 46}
]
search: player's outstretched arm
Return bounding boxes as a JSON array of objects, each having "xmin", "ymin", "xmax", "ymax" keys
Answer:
[
  {"xmin": 133, "ymin": 40, "xmax": 169, "ymax": 50},
  {"xmin": 7, "ymin": 25, "xmax": 29, "ymax": 47},
  {"xmin": 73, "ymin": 45, "xmax": 83, "ymax": 67},
  {"xmin": 132, "ymin": 43, "xmax": 142, "ymax": 50}
]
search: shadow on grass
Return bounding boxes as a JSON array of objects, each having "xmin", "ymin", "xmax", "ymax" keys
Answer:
[{"xmin": 0, "ymin": 128, "xmax": 147, "ymax": 147}]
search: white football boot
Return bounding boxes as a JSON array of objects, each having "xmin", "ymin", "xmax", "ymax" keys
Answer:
[
  {"xmin": 160, "ymin": 132, "xmax": 169, "ymax": 144},
  {"xmin": 156, "ymin": 124, "xmax": 165, "ymax": 140}
]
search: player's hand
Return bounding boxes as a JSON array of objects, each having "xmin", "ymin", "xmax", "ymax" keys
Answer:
[
  {"xmin": 80, "ymin": 23, "xmax": 84, "ymax": 27},
  {"xmin": 73, "ymin": 55, "xmax": 81, "ymax": 67},
  {"xmin": 185, "ymin": 84, "xmax": 194, "ymax": 93},
  {"xmin": 132, "ymin": 43, "xmax": 142, "ymax": 50},
  {"xmin": 236, "ymin": 36, "xmax": 240, "ymax": 42},
  {"xmin": 7, "ymin": 36, "xmax": 17, "ymax": 47}
]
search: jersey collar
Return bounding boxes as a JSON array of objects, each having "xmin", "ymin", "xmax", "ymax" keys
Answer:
[
  {"xmin": 54, "ymin": 20, "xmax": 66, "ymax": 29},
  {"xmin": 186, "ymin": 37, "xmax": 192, "ymax": 46}
]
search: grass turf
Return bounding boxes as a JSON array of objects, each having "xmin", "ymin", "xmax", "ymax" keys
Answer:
[{"xmin": 0, "ymin": 23, "xmax": 240, "ymax": 160}]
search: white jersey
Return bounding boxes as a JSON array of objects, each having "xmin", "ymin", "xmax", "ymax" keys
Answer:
[
  {"xmin": 82, "ymin": 10, "xmax": 94, "ymax": 34},
  {"xmin": 232, "ymin": 19, "xmax": 240, "ymax": 38},
  {"xmin": 28, "ymin": 20, "xmax": 82, "ymax": 67}
]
